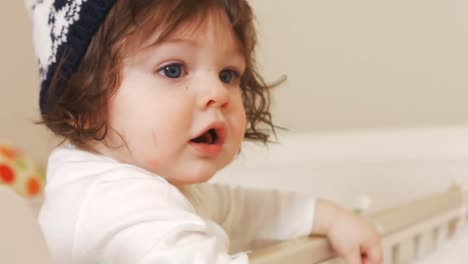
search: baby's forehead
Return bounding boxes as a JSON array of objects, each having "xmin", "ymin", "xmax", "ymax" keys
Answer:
[{"xmin": 139, "ymin": 8, "xmax": 243, "ymax": 52}]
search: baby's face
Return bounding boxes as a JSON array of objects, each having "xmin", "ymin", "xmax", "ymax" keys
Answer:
[{"xmin": 93, "ymin": 10, "xmax": 247, "ymax": 186}]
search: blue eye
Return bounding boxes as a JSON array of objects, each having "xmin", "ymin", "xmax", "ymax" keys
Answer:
[
  {"xmin": 159, "ymin": 63, "xmax": 184, "ymax": 79},
  {"xmin": 219, "ymin": 69, "xmax": 239, "ymax": 84}
]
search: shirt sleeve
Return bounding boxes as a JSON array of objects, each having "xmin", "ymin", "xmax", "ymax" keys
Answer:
[
  {"xmin": 73, "ymin": 168, "xmax": 249, "ymax": 264},
  {"xmin": 186, "ymin": 183, "xmax": 316, "ymax": 252}
]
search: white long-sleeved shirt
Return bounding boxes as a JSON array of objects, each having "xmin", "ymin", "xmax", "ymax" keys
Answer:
[{"xmin": 38, "ymin": 145, "xmax": 316, "ymax": 264}]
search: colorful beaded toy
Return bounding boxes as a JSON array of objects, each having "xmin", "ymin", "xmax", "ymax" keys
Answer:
[{"xmin": 0, "ymin": 145, "xmax": 45, "ymax": 197}]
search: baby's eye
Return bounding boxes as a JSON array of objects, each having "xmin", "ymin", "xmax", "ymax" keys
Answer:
[
  {"xmin": 158, "ymin": 63, "xmax": 185, "ymax": 79},
  {"xmin": 219, "ymin": 69, "xmax": 240, "ymax": 84}
]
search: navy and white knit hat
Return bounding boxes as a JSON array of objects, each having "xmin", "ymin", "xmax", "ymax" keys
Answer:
[{"xmin": 26, "ymin": 0, "xmax": 117, "ymax": 114}]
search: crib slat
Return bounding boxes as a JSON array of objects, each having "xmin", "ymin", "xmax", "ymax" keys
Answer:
[
  {"xmin": 389, "ymin": 239, "xmax": 413, "ymax": 264},
  {"xmin": 431, "ymin": 223, "xmax": 450, "ymax": 250},
  {"xmin": 383, "ymin": 243, "xmax": 394, "ymax": 264},
  {"xmin": 415, "ymin": 231, "xmax": 434, "ymax": 259},
  {"xmin": 447, "ymin": 217, "xmax": 461, "ymax": 238},
  {"xmin": 436, "ymin": 223, "xmax": 449, "ymax": 245}
]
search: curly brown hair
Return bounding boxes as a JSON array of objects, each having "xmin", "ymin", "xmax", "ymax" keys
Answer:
[{"xmin": 41, "ymin": 0, "xmax": 277, "ymax": 149}]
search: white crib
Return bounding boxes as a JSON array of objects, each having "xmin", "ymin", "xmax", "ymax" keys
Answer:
[{"xmin": 249, "ymin": 185, "xmax": 468, "ymax": 264}]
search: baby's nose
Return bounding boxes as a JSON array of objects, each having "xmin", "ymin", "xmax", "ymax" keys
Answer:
[{"xmin": 197, "ymin": 74, "xmax": 230, "ymax": 109}]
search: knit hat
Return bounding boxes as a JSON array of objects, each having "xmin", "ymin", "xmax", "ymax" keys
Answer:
[{"xmin": 26, "ymin": 0, "xmax": 117, "ymax": 114}]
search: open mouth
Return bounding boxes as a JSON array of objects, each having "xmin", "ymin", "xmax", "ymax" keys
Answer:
[
  {"xmin": 189, "ymin": 123, "xmax": 226, "ymax": 156},
  {"xmin": 190, "ymin": 123, "xmax": 226, "ymax": 146},
  {"xmin": 191, "ymin": 128, "xmax": 220, "ymax": 145}
]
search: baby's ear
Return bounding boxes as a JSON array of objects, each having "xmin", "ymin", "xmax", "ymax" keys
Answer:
[{"xmin": 67, "ymin": 114, "xmax": 90, "ymax": 129}]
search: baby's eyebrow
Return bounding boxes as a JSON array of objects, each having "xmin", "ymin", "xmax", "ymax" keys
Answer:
[
  {"xmin": 144, "ymin": 38, "xmax": 245, "ymax": 58},
  {"xmin": 142, "ymin": 37, "xmax": 199, "ymax": 51}
]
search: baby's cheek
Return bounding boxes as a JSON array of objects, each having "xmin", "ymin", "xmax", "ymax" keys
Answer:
[
  {"xmin": 141, "ymin": 150, "xmax": 165, "ymax": 175},
  {"xmin": 145, "ymin": 159, "xmax": 160, "ymax": 172},
  {"xmin": 236, "ymin": 111, "xmax": 248, "ymax": 139}
]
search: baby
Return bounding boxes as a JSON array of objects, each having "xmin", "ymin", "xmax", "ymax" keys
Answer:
[{"xmin": 26, "ymin": 0, "xmax": 383, "ymax": 263}]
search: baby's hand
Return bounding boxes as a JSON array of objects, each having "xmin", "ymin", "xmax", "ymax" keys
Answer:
[{"xmin": 313, "ymin": 199, "xmax": 383, "ymax": 264}]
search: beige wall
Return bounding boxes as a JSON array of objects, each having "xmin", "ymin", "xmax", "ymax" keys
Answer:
[
  {"xmin": 251, "ymin": 0, "xmax": 468, "ymax": 131},
  {"xmin": 1, "ymin": 1, "xmax": 468, "ymax": 163},
  {"xmin": 0, "ymin": 1, "xmax": 52, "ymax": 164}
]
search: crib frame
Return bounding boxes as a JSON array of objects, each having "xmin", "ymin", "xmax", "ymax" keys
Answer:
[{"xmin": 250, "ymin": 185, "xmax": 468, "ymax": 264}]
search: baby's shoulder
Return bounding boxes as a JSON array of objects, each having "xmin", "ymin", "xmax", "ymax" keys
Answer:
[{"xmin": 88, "ymin": 165, "xmax": 191, "ymax": 209}]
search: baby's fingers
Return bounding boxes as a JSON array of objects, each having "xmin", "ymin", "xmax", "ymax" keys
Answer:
[{"xmin": 362, "ymin": 244, "xmax": 383, "ymax": 264}]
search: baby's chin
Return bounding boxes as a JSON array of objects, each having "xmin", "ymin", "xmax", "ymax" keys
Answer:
[
  {"xmin": 143, "ymin": 151, "xmax": 236, "ymax": 186},
  {"xmin": 166, "ymin": 172, "xmax": 216, "ymax": 187},
  {"xmin": 175, "ymin": 166, "xmax": 224, "ymax": 186},
  {"xmin": 164, "ymin": 163, "xmax": 229, "ymax": 187}
]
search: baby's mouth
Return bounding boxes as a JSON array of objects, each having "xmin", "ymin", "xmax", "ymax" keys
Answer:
[
  {"xmin": 189, "ymin": 123, "xmax": 227, "ymax": 156},
  {"xmin": 191, "ymin": 128, "xmax": 219, "ymax": 145},
  {"xmin": 190, "ymin": 123, "xmax": 226, "ymax": 146}
]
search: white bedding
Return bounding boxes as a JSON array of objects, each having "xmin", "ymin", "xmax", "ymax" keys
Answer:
[{"xmin": 415, "ymin": 222, "xmax": 468, "ymax": 264}]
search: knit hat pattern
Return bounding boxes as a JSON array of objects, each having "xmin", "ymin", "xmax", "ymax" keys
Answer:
[{"xmin": 25, "ymin": 0, "xmax": 116, "ymax": 113}]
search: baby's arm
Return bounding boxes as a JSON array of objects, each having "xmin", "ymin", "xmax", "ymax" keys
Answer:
[
  {"xmin": 312, "ymin": 199, "xmax": 383, "ymax": 264},
  {"xmin": 189, "ymin": 184, "xmax": 316, "ymax": 251},
  {"xmin": 191, "ymin": 184, "xmax": 382, "ymax": 264}
]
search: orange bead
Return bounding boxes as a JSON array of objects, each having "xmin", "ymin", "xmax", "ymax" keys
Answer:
[
  {"xmin": 27, "ymin": 177, "xmax": 41, "ymax": 196},
  {"xmin": 0, "ymin": 147, "xmax": 17, "ymax": 160},
  {"xmin": 0, "ymin": 164, "xmax": 15, "ymax": 184}
]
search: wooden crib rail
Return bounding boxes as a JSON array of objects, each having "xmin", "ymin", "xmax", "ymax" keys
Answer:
[{"xmin": 250, "ymin": 188, "xmax": 466, "ymax": 264}]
